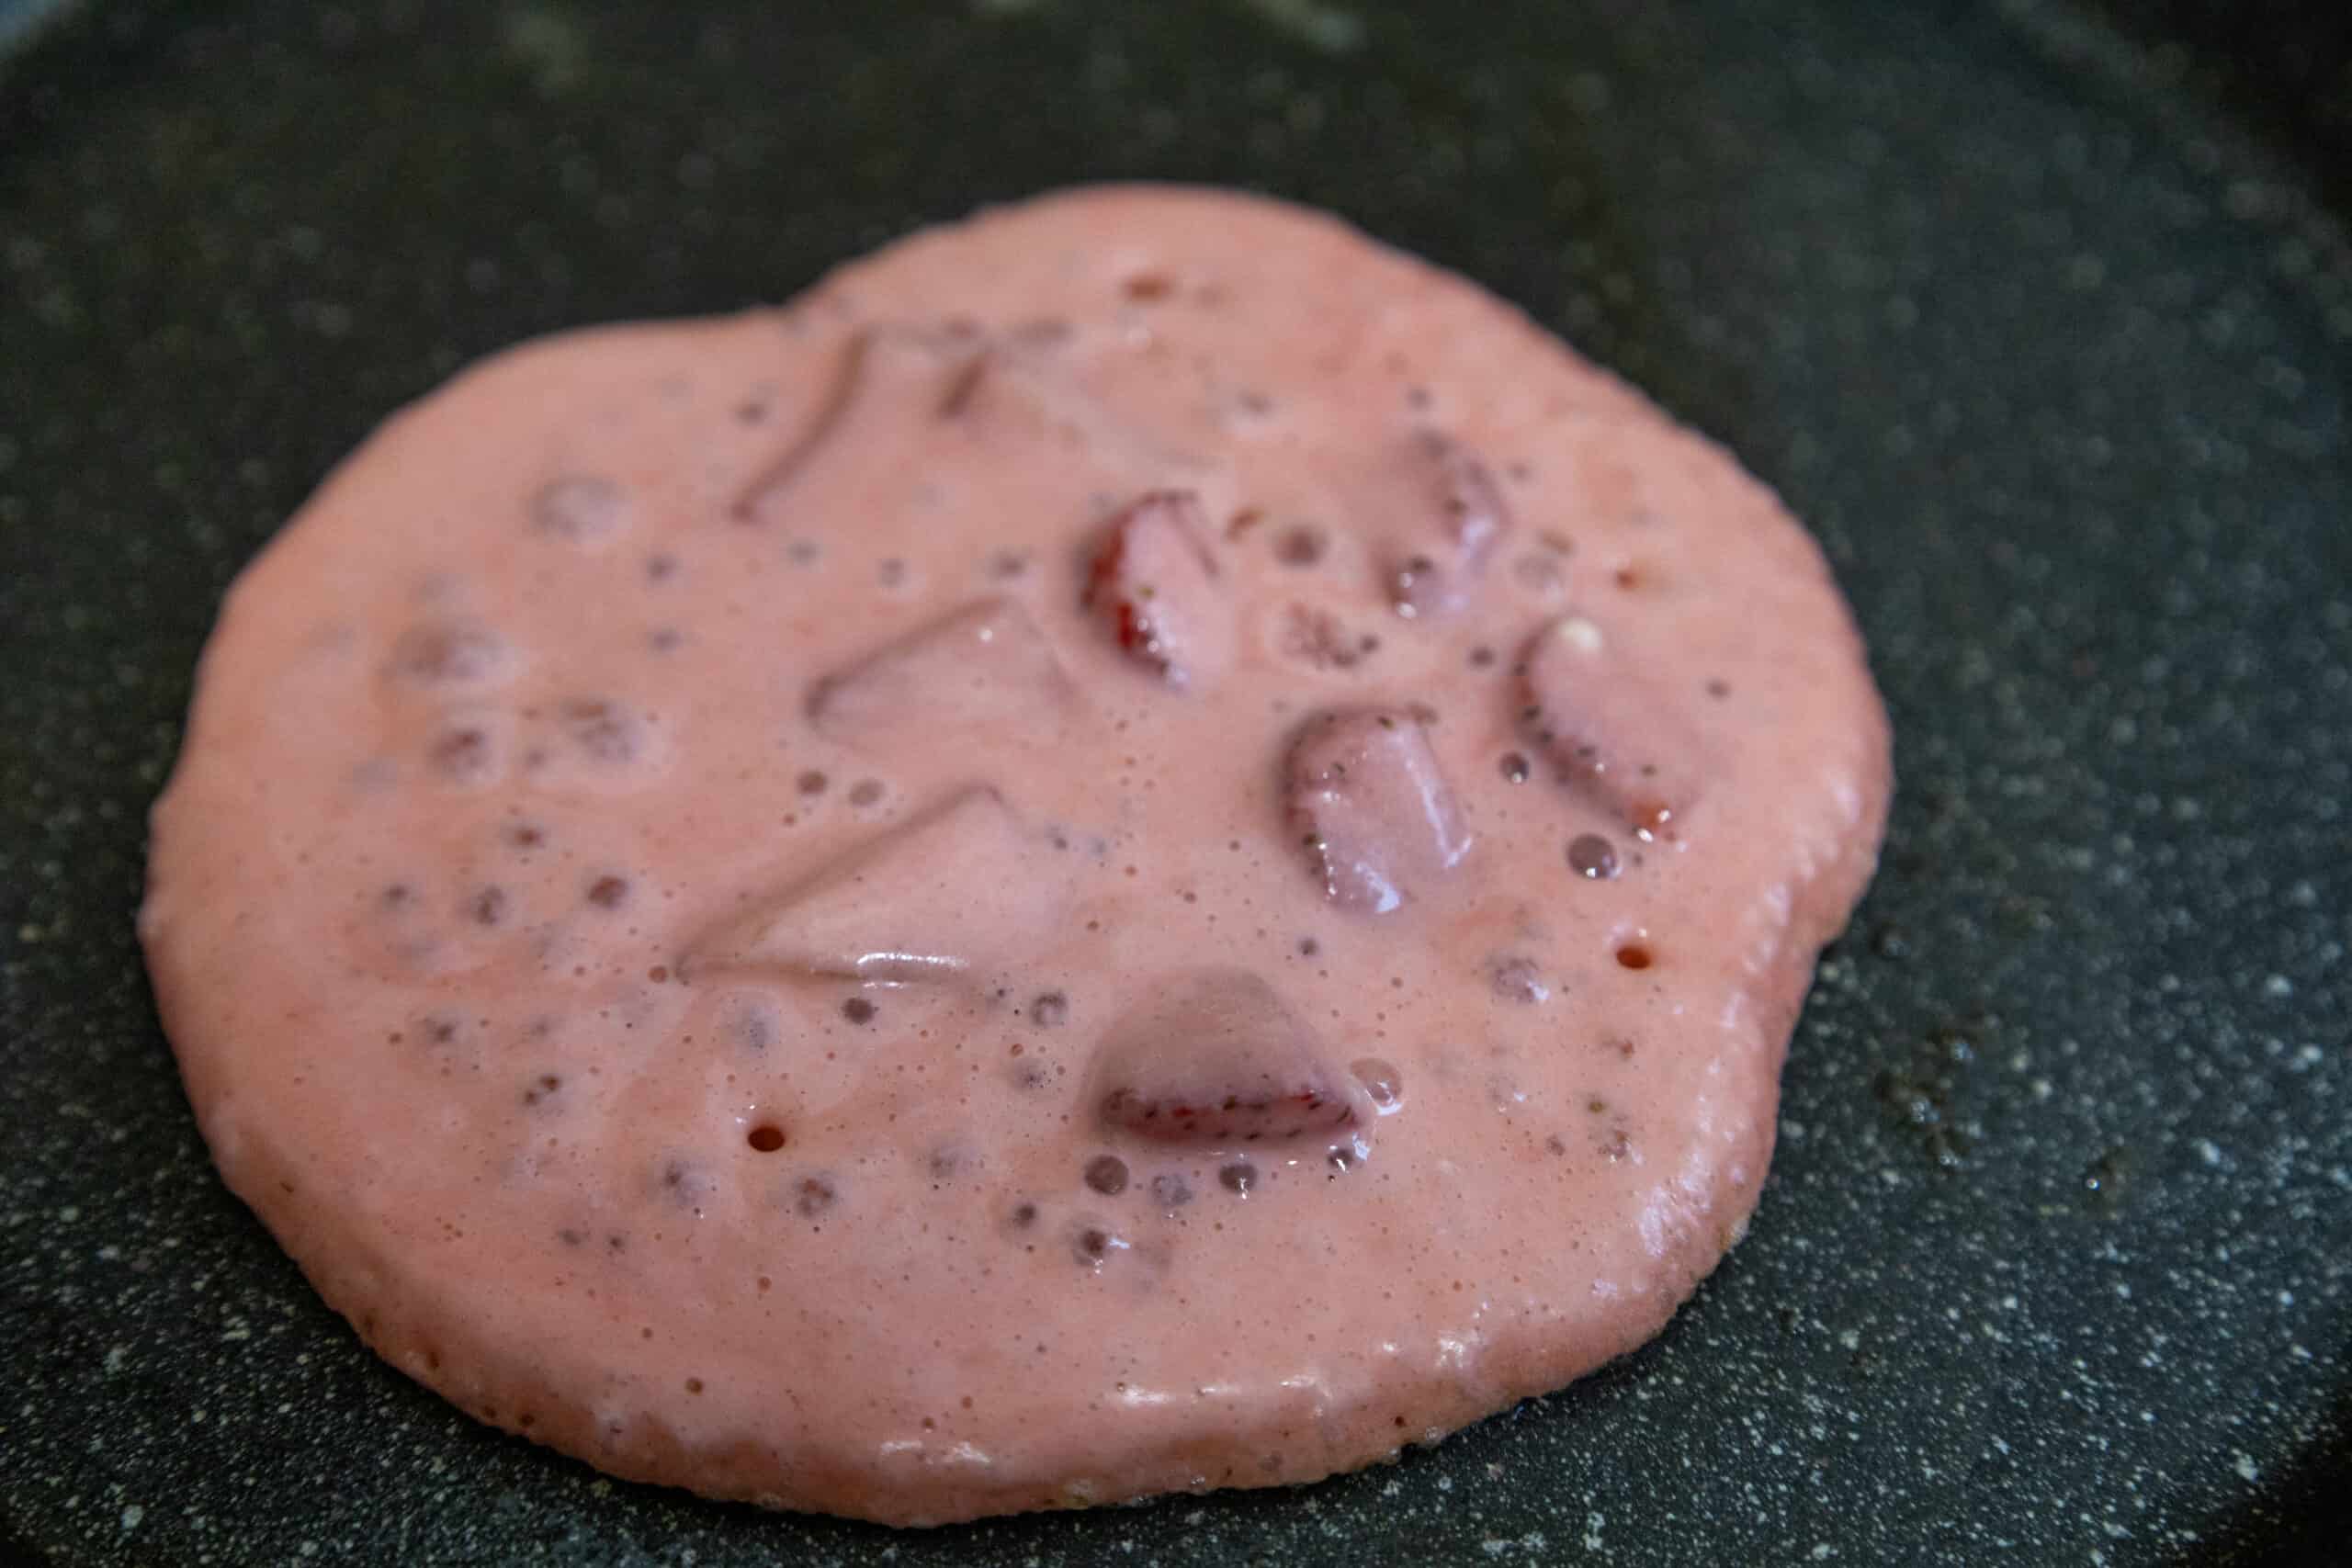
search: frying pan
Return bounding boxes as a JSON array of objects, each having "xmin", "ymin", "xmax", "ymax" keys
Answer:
[{"xmin": 3, "ymin": 0, "xmax": 2347, "ymax": 1562}]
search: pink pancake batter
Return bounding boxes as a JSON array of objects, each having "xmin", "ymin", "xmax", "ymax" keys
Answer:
[{"xmin": 141, "ymin": 186, "xmax": 1892, "ymax": 1524}]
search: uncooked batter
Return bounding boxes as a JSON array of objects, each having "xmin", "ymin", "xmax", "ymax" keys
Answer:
[{"xmin": 141, "ymin": 186, "xmax": 1892, "ymax": 1524}]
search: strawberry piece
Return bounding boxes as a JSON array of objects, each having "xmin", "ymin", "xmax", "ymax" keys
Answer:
[
  {"xmin": 808, "ymin": 595, "xmax": 1082, "ymax": 750},
  {"xmin": 1385, "ymin": 432, "xmax": 1511, "ymax": 620},
  {"xmin": 1081, "ymin": 491, "xmax": 1234, "ymax": 689},
  {"xmin": 1092, "ymin": 969, "xmax": 1365, "ymax": 1145},
  {"xmin": 1517, "ymin": 613, "xmax": 1707, "ymax": 840},
  {"xmin": 731, "ymin": 324, "xmax": 989, "ymax": 522},
  {"xmin": 683, "ymin": 784, "xmax": 1075, "ymax": 987},
  {"xmin": 1286, "ymin": 707, "xmax": 1474, "ymax": 914}
]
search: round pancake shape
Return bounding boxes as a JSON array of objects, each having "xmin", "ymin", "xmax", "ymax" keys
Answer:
[{"xmin": 141, "ymin": 186, "xmax": 1892, "ymax": 1524}]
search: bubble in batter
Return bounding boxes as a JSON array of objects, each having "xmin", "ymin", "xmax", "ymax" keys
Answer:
[{"xmin": 531, "ymin": 475, "xmax": 629, "ymax": 546}]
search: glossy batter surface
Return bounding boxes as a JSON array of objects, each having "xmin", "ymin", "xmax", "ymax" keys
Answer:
[{"xmin": 141, "ymin": 186, "xmax": 1891, "ymax": 1524}]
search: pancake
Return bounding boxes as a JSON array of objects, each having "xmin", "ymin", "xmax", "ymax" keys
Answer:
[{"xmin": 141, "ymin": 185, "xmax": 1892, "ymax": 1524}]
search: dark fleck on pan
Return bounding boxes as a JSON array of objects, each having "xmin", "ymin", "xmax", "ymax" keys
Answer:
[{"xmin": 2, "ymin": 0, "xmax": 2346, "ymax": 1562}]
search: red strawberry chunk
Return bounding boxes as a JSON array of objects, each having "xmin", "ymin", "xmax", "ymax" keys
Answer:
[
  {"xmin": 1082, "ymin": 491, "xmax": 1234, "ymax": 689},
  {"xmin": 808, "ymin": 594, "xmax": 1081, "ymax": 750},
  {"xmin": 1385, "ymin": 432, "xmax": 1512, "ymax": 619},
  {"xmin": 1286, "ymin": 707, "xmax": 1474, "ymax": 914},
  {"xmin": 1092, "ymin": 969, "xmax": 1366, "ymax": 1145},
  {"xmin": 1517, "ymin": 612, "xmax": 1707, "ymax": 840}
]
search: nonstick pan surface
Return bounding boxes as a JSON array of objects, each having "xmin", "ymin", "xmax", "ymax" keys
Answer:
[{"xmin": 2, "ymin": 1, "xmax": 2347, "ymax": 1562}]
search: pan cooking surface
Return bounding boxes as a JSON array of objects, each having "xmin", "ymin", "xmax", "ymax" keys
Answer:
[{"xmin": 1, "ymin": 1, "xmax": 2346, "ymax": 1562}]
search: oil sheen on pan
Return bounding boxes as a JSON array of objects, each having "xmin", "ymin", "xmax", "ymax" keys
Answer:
[{"xmin": 140, "ymin": 186, "xmax": 1893, "ymax": 1525}]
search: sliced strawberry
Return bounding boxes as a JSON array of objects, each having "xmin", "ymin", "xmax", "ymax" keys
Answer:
[
  {"xmin": 1517, "ymin": 613, "xmax": 1707, "ymax": 840},
  {"xmin": 1385, "ymin": 432, "xmax": 1512, "ymax": 619},
  {"xmin": 808, "ymin": 594, "xmax": 1082, "ymax": 750},
  {"xmin": 731, "ymin": 324, "xmax": 989, "ymax": 522},
  {"xmin": 1081, "ymin": 491, "xmax": 1234, "ymax": 689},
  {"xmin": 1286, "ymin": 707, "xmax": 1474, "ymax": 914},
  {"xmin": 1092, "ymin": 969, "xmax": 1365, "ymax": 1145},
  {"xmin": 683, "ymin": 784, "xmax": 1076, "ymax": 987}
]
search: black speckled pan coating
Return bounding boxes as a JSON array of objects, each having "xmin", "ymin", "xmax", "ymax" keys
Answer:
[{"xmin": 2, "ymin": 1, "xmax": 2347, "ymax": 1562}]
